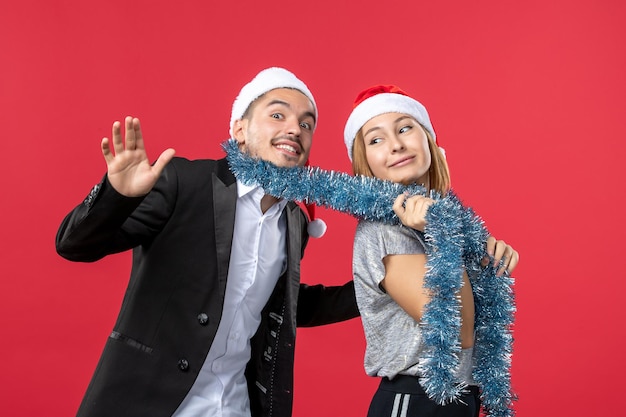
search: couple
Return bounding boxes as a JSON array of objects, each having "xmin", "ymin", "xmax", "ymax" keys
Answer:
[{"xmin": 56, "ymin": 67, "xmax": 519, "ymax": 417}]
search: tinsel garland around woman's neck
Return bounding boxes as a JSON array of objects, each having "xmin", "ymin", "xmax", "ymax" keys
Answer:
[{"xmin": 223, "ymin": 139, "xmax": 516, "ymax": 417}]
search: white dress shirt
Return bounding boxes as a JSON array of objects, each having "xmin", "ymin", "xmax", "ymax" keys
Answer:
[{"xmin": 173, "ymin": 181, "xmax": 288, "ymax": 417}]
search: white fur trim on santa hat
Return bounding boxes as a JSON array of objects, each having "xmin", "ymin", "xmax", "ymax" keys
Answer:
[
  {"xmin": 229, "ymin": 67, "xmax": 318, "ymax": 137},
  {"xmin": 343, "ymin": 93, "xmax": 436, "ymax": 161}
]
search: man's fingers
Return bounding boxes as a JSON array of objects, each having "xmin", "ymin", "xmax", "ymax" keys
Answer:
[
  {"xmin": 133, "ymin": 117, "xmax": 144, "ymax": 149},
  {"xmin": 151, "ymin": 148, "xmax": 176, "ymax": 176},
  {"xmin": 124, "ymin": 116, "xmax": 136, "ymax": 150},
  {"xmin": 112, "ymin": 121, "xmax": 124, "ymax": 155},
  {"xmin": 101, "ymin": 137, "xmax": 114, "ymax": 164}
]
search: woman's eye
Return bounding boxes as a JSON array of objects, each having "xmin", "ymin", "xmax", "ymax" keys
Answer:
[
  {"xmin": 399, "ymin": 125, "xmax": 412, "ymax": 134},
  {"xmin": 368, "ymin": 137, "xmax": 382, "ymax": 145}
]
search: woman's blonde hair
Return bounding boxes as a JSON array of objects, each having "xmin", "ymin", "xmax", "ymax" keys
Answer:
[{"xmin": 351, "ymin": 122, "xmax": 451, "ymax": 195}]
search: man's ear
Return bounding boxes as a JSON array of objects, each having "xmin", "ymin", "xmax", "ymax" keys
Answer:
[{"xmin": 232, "ymin": 119, "xmax": 247, "ymax": 143}]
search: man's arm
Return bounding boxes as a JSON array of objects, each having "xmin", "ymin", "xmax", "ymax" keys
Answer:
[
  {"xmin": 55, "ymin": 176, "xmax": 145, "ymax": 262},
  {"xmin": 55, "ymin": 116, "xmax": 176, "ymax": 262},
  {"xmin": 296, "ymin": 281, "xmax": 360, "ymax": 327}
]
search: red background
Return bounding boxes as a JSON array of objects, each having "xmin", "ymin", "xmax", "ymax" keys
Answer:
[{"xmin": 1, "ymin": 0, "xmax": 624, "ymax": 415}]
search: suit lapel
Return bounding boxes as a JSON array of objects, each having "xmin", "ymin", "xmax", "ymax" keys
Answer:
[
  {"xmin": 284, "ymin": 203, "xmax": 305, "ymax": 287},
  {"xmin": 212, "ymin": 166, "xmax": 237, "ymax": 292}
]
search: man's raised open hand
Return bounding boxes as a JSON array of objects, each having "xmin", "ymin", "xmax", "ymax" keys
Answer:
[{"xmin": 101, "ymin": 116, "xmax": 175, "ymax": 197}]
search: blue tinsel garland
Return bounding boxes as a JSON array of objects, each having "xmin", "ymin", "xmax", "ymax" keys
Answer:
[{"xmin": 223, "ymin": 139, "xmax": 516, "ymax": 416}]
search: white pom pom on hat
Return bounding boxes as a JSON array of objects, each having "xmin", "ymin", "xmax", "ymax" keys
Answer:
[
  {"xmin": 343, "ymin": 85, "xmax": 438, "ymax": 161},
  {"xmin": 296, "ymin": 200, "xmax": 327, "ymax": 238},
  {"xmin": 229, "ymin": 67, "xmax": 318, "ymax": 138}
]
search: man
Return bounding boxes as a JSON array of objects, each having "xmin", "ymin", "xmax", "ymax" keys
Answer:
[{"xmin": 56, "ymin": 67, "xmax": 518, "ymax": 417}]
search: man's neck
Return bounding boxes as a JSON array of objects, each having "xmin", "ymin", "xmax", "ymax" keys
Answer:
[{"xmin": 260, "ymin": 194, "xmax": 280, "ymax": 214}]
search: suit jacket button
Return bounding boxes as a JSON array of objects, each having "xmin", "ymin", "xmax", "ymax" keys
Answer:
[
  {"xmin": 178, "ymin": 359, "xmax": 189, "ymax": 372},
  {"xmin": 197, "ymin": 313, "xmax": 209, "ymax": 326}
]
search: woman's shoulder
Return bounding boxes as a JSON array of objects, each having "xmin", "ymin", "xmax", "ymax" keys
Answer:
[
  {"xmin": 357, "ymin": 220, "xmax": 423, "ymax": 239},
  {"xmin": 356, "ymin": 219, "xmax": 395, "ymax": 233},
  {"xmin": 356, "ymin": 220, "xmax": 426, "ymax": 254}
]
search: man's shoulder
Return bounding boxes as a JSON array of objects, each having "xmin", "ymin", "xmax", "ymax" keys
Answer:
[
  {"xmin": 166, "ymin": 156, "xmax": 234, "ymax": 185},
  {"xmin": 168, "ymin": 156, "xmax": 227, "ymax": 172},
  {"xmin": 170, "ymin": 155, "xmax": 221, "ymax": 165}
]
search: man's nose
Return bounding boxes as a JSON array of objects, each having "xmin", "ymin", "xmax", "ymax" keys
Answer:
[{"xmin": 285, "ymin": 116, "xmax": 301, "ymax": 136}]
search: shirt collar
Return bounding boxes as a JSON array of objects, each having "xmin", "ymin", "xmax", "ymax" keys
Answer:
[
  {"xmin": 236, "ymin": 179, "xmax": 258, "ymax": 198},
  {"xmin": 236, "ymin": 180, "xmax": 289, "ymax": 211}
]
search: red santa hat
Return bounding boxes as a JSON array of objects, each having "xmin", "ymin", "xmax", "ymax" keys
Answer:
[
  {"xmin": 343, "ymin": 85, "xmax": 438, "ymax": 161},
  {"xmin": 230, "ymin": 68, "xmax": 326, "ymax": 238}
]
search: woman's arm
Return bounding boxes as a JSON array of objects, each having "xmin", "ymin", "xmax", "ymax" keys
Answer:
[
  {"xmin": 381, "ymin": 253, "xmax": 430, "ymax": 322},
  {"xmin": 382, "ymin": 253, "xmax": 475, "ymax": 348},
  {"xmin": 393, "ymin": 193, "xmax": 520, "ymax": 276}
]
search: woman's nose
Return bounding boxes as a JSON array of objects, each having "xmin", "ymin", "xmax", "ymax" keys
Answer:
[{"xmin": 390, "ymin": 135, "xmax": 405, "ymax": 152}]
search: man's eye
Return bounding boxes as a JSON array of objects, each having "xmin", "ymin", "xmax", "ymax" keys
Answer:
[
  {"xmin": 271, "ymin": 113, "xmax": 283, "ymax": 119},
  {"xmin": 300, "ymin": 121, "xmax": 311, "ymax": 130}
]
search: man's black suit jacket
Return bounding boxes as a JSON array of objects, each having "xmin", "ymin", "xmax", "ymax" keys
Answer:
[{"xmin": 56, "ymin": 157, "xmax": 359, "ymax": 417}]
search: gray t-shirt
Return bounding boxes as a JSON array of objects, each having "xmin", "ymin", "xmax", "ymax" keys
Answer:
[{"xmin": 352, "ymin": 220, "xmax": 475, "ymax": 384}]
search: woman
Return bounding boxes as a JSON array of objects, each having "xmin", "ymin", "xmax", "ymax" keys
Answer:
[{"xmin": 343, "ymin": 84, "xmax": 516, "ymax": 417}]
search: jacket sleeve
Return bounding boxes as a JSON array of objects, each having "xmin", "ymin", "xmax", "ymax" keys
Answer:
[
  {"xmin": 55, "ymin": 164, "xmax": 178, "ymax": 263},
  {"xmin": 296, "ymin": 280, "xmax": 360, "ymax": 327}
]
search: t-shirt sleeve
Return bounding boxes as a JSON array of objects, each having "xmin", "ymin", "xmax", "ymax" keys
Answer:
[
  {"xmin": 354, "ymin": 221, "xmax": 426, "ymax": 289},
  {"xmin": 380, "ymin": 224, "xmax": 426, "ymax": 258}
]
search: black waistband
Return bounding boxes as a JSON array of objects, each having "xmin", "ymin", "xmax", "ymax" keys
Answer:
[{"xmin": 380, "ymin": 375, "xmax": 480, "ymax": 396}]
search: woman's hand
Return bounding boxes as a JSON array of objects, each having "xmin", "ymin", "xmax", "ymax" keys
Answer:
[
  {"xmin": 392, "ymin": 193, "xmax": 434, "ymax": 232},
  {"xmin": 482, "ymin": 237, "xmax": 520, "ymax": 276}
]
